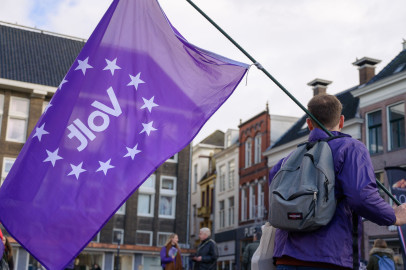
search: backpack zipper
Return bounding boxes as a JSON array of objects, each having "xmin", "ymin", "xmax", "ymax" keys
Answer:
[{"xmin": 324, "ymin": 177, "xmax": 329, "ymax": 202}]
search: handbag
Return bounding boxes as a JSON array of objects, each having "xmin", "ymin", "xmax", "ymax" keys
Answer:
[{"xmin": 251, "ymin": 222, "xmax": 276, "ymax": 270}]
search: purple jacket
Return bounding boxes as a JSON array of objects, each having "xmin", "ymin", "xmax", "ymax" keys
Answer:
[
  {"xmin": 269, "ymin": 128, "xmax": 396, "ymax": 268},
  {"xmin": 160, "ymin": 245, "xmax": 180, "ymax": 268}
]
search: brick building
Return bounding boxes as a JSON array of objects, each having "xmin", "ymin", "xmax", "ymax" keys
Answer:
[{"xmin": 0, "ymin": 21, "xmax": 192, "ymax": 270}]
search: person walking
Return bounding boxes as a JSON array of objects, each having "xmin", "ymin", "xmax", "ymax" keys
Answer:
[
  {"xmin": 242, "ymin": 228, "xmax": 261, "ymax": 270},
  {"xmin": 367, "ymin": 239, "xmax": 395, "ymax": 270},
  {"xmin": 160, "ymin": 233, "xmax": 182, "ymax": 270},
  {"xmin": 269, "ymin": 94, "xmax": 406, "ymax": 269},
  {"xmin": 1, "ymin": 236, "xmax": 13, "ymax": 270},
  {"xmin": 192, "ymin": 228, "xmax": 218, "ymax": 270}
]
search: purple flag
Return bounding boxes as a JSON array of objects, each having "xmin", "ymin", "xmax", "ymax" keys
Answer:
[{"xmin": 0, "ymin": 0, "xmax": 248, "ymax": 269}]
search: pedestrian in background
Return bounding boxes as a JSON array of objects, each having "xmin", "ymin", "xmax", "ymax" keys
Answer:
[
  {"xmin": 160, "ymin": 233, "xmax": 182, "ymax": 270},
  {"xmin": 242, "ymin": 227, "xmax": 261, "ymax": 270},
  {"xmin": 1, "ymin": 236, "xmax": 13, "ymax": 270},
  {"xmin": 192, "ymin": 227, "xmax": 218, "ymax": 270},
  {"xmin": 367, "ymin": 239, "xmax": 395, "ymax": 270}
]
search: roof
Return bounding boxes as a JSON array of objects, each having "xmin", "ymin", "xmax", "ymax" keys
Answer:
[
  {"xmin": 268, "ymin": 87, "xmax": 360, "ymax": 149},
  {"xmin": 0, "ymin": 22, "xmax": 84, "ymax": 87},
  {"xmin": 199, "ymin": 130, "xmax": 225, "ymax": 147},
  {"xmin": 367, "ymin": 49, "xmax": 406, "ymax": 85}
]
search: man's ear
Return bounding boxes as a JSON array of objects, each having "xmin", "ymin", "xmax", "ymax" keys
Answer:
[
  {"xmin": 306, "ymin": 118, "xmax": 314, "ymax": 131},
  {"xmin": 338, "ymin": 115, "xmax": 344, "ymax": 129}
]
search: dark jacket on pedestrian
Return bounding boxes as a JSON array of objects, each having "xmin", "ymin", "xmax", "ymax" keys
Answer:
[
  {"xmin": 242, "ymin": 240, "xmax": 260, "ymax": 270},
  {"xmin": 193, "ymin": 238, "xmax": 218, "ymax": 270},
  {"xmin": 367, "ymin": 247, "xmax": 395, "ymax": 270}
]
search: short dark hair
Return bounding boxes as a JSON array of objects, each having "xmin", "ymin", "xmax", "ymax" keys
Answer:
[
  {"xmin": 373, "ymin": 239, "xmax": 388, "ymax": 248},
  {"xmin": 307, "ymin": 94, "xmax": 342, "ymax": 129}
]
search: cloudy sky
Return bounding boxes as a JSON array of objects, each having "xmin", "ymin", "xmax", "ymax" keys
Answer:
[{"xmin": 1, "ymin": 0, "xmax": 405, "ymax": 144}]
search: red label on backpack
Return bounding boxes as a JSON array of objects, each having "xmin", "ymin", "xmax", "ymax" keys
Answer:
[{"xmin": 288, "ymin": 212, "xmax": 303, "ymax": 220}]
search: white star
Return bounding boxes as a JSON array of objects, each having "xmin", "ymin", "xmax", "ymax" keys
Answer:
[
  {"xmin": 75, "ymin": 57, "xmax": 93, "ymax": 75},
  {"xmin": 33, "ymin": 123, "xmax": 49, "ymax": 142},
  {"xmin": 58, "ymin": 78, "xmax": 68, "ymax": 90},
  {"xmin": 127, "ymin": 72, "xmax": 145, "ymax": 90},
  {"xmin": 103, "ymin": 58, "xmax": 121, "ymax": 75},
  {"xmin": 140, "ymin": 96, "xmax": 159, "ymax": 113},
  {"xmin": 43, "ymin": 103, "xmax": 52, "ymax": 113},
  {"xmin": 96, "ymin": 159, "xmax": 115, "ymax": 175},
  {"xmin": 68, "ymin": 162, "xmax": 86, "ymax": 180},
  {"xmin": 124, "ymin": 144, "xmax": 142, "ymax": 160},
  {"xmin": 43, "ymin": 148, "xmax": 63, "ymax": 167},
  {"xmin": 140, "ymin": 121, "xmax": 157, "ymax": 136}
]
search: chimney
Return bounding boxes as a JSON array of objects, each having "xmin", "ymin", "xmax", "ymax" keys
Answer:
[
  {"xmin": 307, "ymin": 78, "xmax": 332, "ymax": 96},
  {"xmin": 352, "ymin": 57, "xmax": 381, "ymax": 85}
]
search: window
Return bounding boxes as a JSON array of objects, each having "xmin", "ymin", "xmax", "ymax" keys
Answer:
[
  {"xmin": 254, "ymin": 134, "xmax": 262, "ymax": 164},
  {"xmin": 42, "ymin": 100, "xmax": 49, "ymax": 114},
  {"xmin": 241, "ymin": 188, "xmax": 247, "ymax": 221},
  {"xmin": 226, "ymin": 133, "xmax": 231, "ymax": 147},
  {"xmin": 228, "ymin": 160, "xmax": 235, "ymax": 189},
  {"xmin": 367, "ymin": 110, "xmax": 383, "ymax": 154},
  {"xmin": 245, "ymin": 138, "xmax": 252, "ymax": 168},
  {"xmin": 138, "ymin": 175, "xmax": 156, "ymax": 217},
  {"xmin": 135, "ymin": 230, "xmax": 152, "ymax": 246},
  {"xmin": 219, "ymin": 165, "xmax": 226, "ymax": 192},
  {"xmin": 249, "ymin": 185, "xmax": 256, "ymax": 219},
  {"xmin": 116, "ymin": 202, "xmax": 126, "ymax": 215},
  {"xmin": 91, "ymin": 232, "xmax": 100, "ymax": 243},
  {"xmin": 0, "ymin": 94, "xmax": 4, "ymax": 135},
  {"xmin": 388, "ymin": 103, "xmax": 405, "ymax": 150},
  {"xmin": 228, "ymin": 197, "xmax": 234, "ymax": 226},
  {"xmin": 193, "ymin": 164, "xmax": 198, "ymax": 192},
  {"xmin": 6, "ymin": 96, "xmax": 30, "ymax": 143},
  {"xmin": 166, "ymin": 153, "xmax": 178, "ymax": 163},
  {"xmin": 1, "ymin": 158, "xmax": 15, "ymax": 186},
  {"xmin": 191, "ymin": 204, "xmax": 197, "ymax": 235},
  {"xmin": 113, "ymin": 229, "xmax": 124, "ymax": 244},
  {"xmin": 258, "ymin": 183, "xmax": 265, "ymax": 218},
  {"xmin": 157, "ymin": 232, "xmax": 172, "ymax": 246},
  {"xmin": 219, "ymin": 200, "xmax": 225, "ymax": 228},
  {"xmin": 159, "ymin": 176, "xmax": 177, "ymax": 218}
]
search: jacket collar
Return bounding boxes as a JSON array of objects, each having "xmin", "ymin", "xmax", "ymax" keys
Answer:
[{"xmin": 308, "ymin": 128, "xmax": 351, "ymax": 142}]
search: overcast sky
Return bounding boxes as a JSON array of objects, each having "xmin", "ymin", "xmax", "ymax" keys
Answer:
[{"xmin": 1, "ymin": 0, "xmax": 405, "ymax": 144}]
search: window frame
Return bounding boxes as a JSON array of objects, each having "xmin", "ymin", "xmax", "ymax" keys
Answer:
[
  {"xmin": 366, "ymin": 109, "xmax": 383, "ymax": 154},
  {"xmin": 228, "ymin": 196, "xmax": 234, "ymax": 226},
  {"xmin": 165, "ymin": 153, "xmax": 178, "ymax": 163},
  {"xmin": 219, "ymin": 165, "xmax": 226, "ymax": 192},
  {"xmin": 219, "ymin": 200, "xmax": 225, "ymax": 228},
  {"xmin": 116, "ymin": 202, "xmax": 126, "ymax": 215},
  {"xmin": 135, "ymin": 230, "xmax": 152, "ymax": 246},
  {"xmin": 158, "ymin": 175, "xmax": 177, "ymax": 219},
  {"xmin": 245, "ymin": 138, "xmax": 252, "ymax": 168},
  {"xmin": 137, "ymin": 175, "xmax": 156, "ymax": 217},
  {"xmin": 241, "ymin": 187, "xmax": 247, "ymax": 221},
  {"xmin": 112, "ymin": 228, "xmax": 124, "ymax": 244},
  {"xmin": 249, "ymin": 184, "xmax": 256, "ymax": 220},
  {"xmin": 387, "ymin": 102, "xmax": 405, "ymax": 151},
  {"xmin": 157, "ymin": 232, "xmax": 172, "ymax": 246},
  {"xmin": 6, "ymin": 96, "xmax": 30, "ymax": 143},
  {"xmin": 254, "ymin": 133, "xmax": 262, "ymax": 164},
  {"xmin": 1, "ymin": 157, "xmax": 16, "ymax": 186}
]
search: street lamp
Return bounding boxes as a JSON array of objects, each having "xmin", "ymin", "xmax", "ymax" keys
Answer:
[{"xmin": 116, "ymin": 232, "xmax": 122, "ymax": 270}]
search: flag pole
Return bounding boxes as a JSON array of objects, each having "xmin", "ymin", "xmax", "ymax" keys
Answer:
[{"xmin": 186, "ymin": 0, "xmax": 401, "ymax": 206}]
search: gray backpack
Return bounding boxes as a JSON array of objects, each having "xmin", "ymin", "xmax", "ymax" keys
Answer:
[{"xmin": 269, "ymin": 137, "xmax": 342, "ymax": 231}]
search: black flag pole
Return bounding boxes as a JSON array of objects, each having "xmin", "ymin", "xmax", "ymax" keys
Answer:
[{"xmin": 186, "ymin": 0, "xmax": 401, "ymax": 206}]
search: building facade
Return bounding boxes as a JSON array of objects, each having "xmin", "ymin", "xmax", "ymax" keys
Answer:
[
  {"xmin": 237, "ymin": 108, "xmax": 271, "ymax": 269},
  {"xmin": 189, "ymin": 130, "xmax": 224, "ymax": 248},
  {"xmin": 213, "ymin": 129, "xmax": 239, "ymax": 270},
  {"xmin": 0, "ymin": 22, "xmax": 193, "ymax": 270}
]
